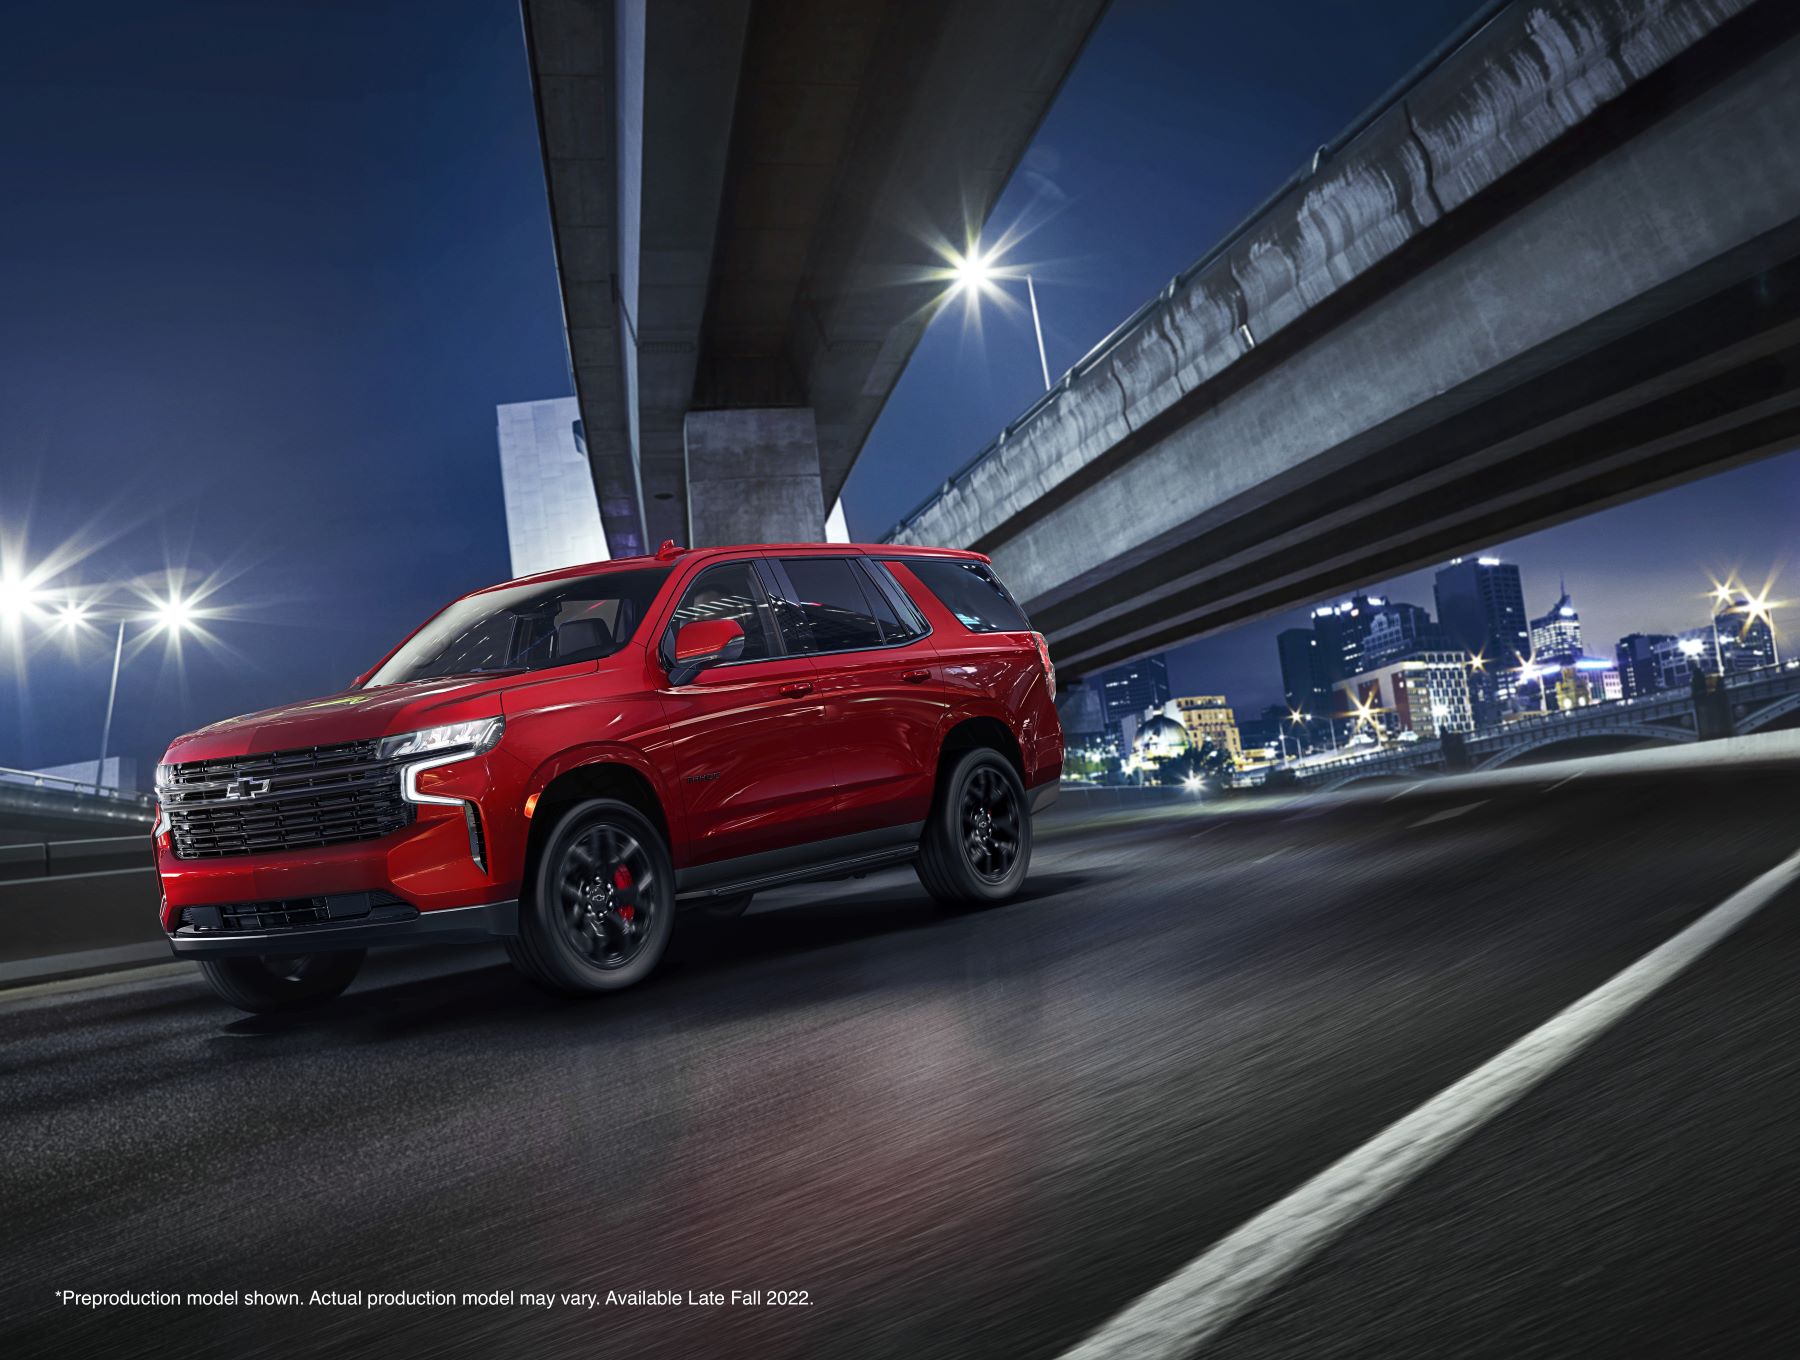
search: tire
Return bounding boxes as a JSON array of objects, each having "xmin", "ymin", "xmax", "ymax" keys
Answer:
[
  {"xmin": 198, "ymin": 950, "xmax": 365, "ymax": 1014},
  {"xmin": 916, "ymin": 747, "xmax": 1032, "ymax": 907},
  {"xmin": 696, "ymin": 891, "xmax": 754, "ymax": 921},
  {"xmin": 507, "ymin": 798, "xmax": 676, "ymax": 995}
]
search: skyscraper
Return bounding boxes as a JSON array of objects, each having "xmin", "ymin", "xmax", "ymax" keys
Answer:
[
  {"xmin": 1100, "ymin": 655, "xmax": 1171, "ymax": 745},
  {"xmin": 1529, "ymin": 582, "xmax": 1583, "ymax": 664},
  {"xmin": 1361, "ymin": 602, "xmax": 1440, "ymax": 669},
  {"xmin": 1433, "ymin": 557, "xmax": 1528, "ymax": 723},
  {"xmin": 1615, "ymin": 633, "xmax": 1674, "ymax": 698},
  {"xmin": 1277, "ymin": 627, "xmax": 1327, "ymax": 717},
  {"xmin": 1713, "ymin": 591, "xmax": 1779, "ymax": 673},
  {"xmin": 1309, "ymin": 593, "xmax": 1389, "ymax": 687}
]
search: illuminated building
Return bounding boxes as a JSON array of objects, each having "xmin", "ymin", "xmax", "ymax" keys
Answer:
[
  {"xmin": 1529, "ymin": 583, "xmax": 1583, "ymax": 664},
  {"xmin": 1615, "ymin": 633, "xmax": 1674, "ymax": 698},
  {"xmin": 1332, "ymin": 651, "xmax": 1475, "ymax": 739},
  {"xmin": 1174, "ymin": 695, "xmax": 1243, "ymax": 762},
  {"xmin": 1434, "ymin": 557, "xmax": 1528, "ymax": 723}
]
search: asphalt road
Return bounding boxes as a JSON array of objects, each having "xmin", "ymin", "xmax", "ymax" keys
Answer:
[{"xmin": 5, "ymin": 759, "xmax": 1800, "ymax": 1360}]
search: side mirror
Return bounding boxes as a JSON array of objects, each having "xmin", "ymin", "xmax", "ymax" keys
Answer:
[{"xmin": 667, "ymin": 618, "xmax": 746, "ymax": 685}]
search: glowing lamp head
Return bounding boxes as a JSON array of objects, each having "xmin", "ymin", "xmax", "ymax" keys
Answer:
[
  {"xmin": 949, "ymin": 246, "xmax": 995, "ymax": 297},
  {"xmin": 0, "ymin": 574, "xmax": 42, "ymax": 624},
  {"xmin": 150, "ymin": 594, "xmax": 194, "ymax": 634}
]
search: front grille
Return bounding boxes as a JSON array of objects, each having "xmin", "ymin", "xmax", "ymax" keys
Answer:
[
  {"xmin": 179, "ymin": 891, "xmax": 414, "ymax": 933},
  {"xmin": 161, "ymin": 739, "xmax": 414, "ymax": 859}
]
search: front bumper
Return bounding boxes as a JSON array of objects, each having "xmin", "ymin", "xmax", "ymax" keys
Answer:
[{"xmin": 167, "ymin": 897, "xmax": 518, "ymax": 958}]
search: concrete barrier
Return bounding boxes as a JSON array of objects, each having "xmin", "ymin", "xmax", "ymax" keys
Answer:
[
  {"xmin": 1042, "ymin": 784, "xmax": 1202, "ymax": 819},
  {"xmin": 0, "ymin": 843, "xmax": 48, "ymax": 879},
  {"xmin": 0, "ymin": 867, "xmax": 164, "ymax": 967},
  {"xmin": 44, "ymin": 836, "xmax": 150, "ymax": 877}
]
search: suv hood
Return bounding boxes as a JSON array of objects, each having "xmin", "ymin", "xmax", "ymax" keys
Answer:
[{"xmin": 162, "ymin": 674, "xmax": 512, "ymax": 765}]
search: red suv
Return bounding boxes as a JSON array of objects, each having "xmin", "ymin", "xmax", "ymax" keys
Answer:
[{"xmin": 154, "ymin": 543, "xmax": 1061, "ymax": 1012}]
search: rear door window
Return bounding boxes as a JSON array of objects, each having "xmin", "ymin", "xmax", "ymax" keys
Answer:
[
  {"xmin": 770, "ymin": 557, "xmax": 890, "ymax": 653},
  {"xmin": 891, "ymin": 558, "xmax": 1031, "ymax": 633}
]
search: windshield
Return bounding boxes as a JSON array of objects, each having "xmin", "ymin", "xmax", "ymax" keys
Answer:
[{"xmin": 365, "ymin": 568, "xmax": 671, "ymax": 687}]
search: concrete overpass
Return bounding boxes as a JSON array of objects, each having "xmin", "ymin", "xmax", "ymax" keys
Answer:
[
  {"xmin": 885, "ymin": 0, "xmax": 1800, "ymax": 678},
  {"xmin": 519, "ymin": 0, "xmax": 1107, "ymax": 557}
]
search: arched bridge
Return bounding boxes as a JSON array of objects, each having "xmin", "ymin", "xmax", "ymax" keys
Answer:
[{"xmin": 1261, "ymin": 666, "xmax": 1800, "ymax": 791}]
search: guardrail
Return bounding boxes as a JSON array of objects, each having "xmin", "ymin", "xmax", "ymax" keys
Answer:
[
  {"xmin": 0, "ymin": 764, "xmax": 154, "ymax": 810},
  {"xmin": 0, "ymin": 834, "xmax": 164, "ymax": 983}
]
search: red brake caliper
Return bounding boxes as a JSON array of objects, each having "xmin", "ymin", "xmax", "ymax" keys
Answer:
[{"xmin": 613, "ymin": 864, "xmax": 635, "ymax": 922}]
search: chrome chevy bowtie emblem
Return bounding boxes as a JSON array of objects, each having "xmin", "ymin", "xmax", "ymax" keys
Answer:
[{"xmin": 224, "ymin": 777, "xmax": 272, "ymax": 800}]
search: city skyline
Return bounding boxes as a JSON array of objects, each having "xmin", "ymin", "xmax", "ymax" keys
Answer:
[{"xmin": 1158, "ymin": 447, "xmax": 1797, "ymax": 719}]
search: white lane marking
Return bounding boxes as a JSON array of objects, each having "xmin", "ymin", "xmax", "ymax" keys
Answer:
[
  {"xmin": 1383, "ymin": 782, "xmax": 1428, "ymax": 803},
  {"xmin": 1545, "ymin": 771, "xmax": 1584, "ymax": 793},
  {"xmin": 1058, "ymin": 845, "xmax": 1800, "ymax": 1360},
  {"xmin": 1406, "ymin": 800, "xmax": 1488, "ymax": 829}
]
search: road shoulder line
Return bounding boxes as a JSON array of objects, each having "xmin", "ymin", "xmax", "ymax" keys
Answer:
[{"xmin": 1059, "ymin": 845, "xmax": 1800, "ymax": 1360}]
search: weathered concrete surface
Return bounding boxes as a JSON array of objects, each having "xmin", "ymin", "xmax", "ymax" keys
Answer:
[
  {"xmin": 523, "ymin": 0, "xmax": 1108, "ymax": 556},
  {"xmin": 684, "ymin": 407, "xmax": 826, "ymax": 546},
  {"xmin": 888, "ymin": 0, "xmax": 1800, "ymax": 677}
]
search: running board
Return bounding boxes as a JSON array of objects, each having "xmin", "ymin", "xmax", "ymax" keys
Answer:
[{"xmin": 676, "ymin": 844, "xmax": 919, "ymax": 901}]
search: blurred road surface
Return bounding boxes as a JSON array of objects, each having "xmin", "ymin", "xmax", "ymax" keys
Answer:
[{"xmin": 6, "ymin": 759, "xmax": 1800, "ymax": 1359}]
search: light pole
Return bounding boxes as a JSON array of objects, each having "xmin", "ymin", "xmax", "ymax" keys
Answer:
[
  {"xmin": 1287, "ymin": 708, "xmax": 1311, "ymax": 761},
  {"xmin": 92, "ymin": 593, "xmax": 194, "ymax": 792},
  {"xmin": 95, "ymin": 620, "xmax": 126, "ymax": 793},
  {"xmin": 951, "ymin": 246, "xmax": 1053, "ymax": 392},
  {"xmin": 1025, "ymin": 274, "xmax": 1051, "ymax": 391}
]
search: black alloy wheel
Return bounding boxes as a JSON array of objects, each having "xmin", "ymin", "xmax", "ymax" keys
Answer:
[
  {"xmin": 916, "ymin": 747, "xmax": 1033, "ymax": 907},
  {"xmin": 961, "ymin": 764, "xmax": 1022, "ymax": 882},
  {"xmin": 557, "ymin": 821, "xmax": 659, "ymax": 969},
  {"xmin": 508, "ymin": 799, "xmax": 675, "ymax": 994}
]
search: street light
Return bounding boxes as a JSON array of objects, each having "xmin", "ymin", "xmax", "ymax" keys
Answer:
[
  {"xmin": 1286, "ymin": 707, "xmax": 1312, "ymax": 762},
  {"xmin": 1708, "ymin": 578, "xmax": 1736, "ymax": 673},
  {"xmin": 1737, "ymin": 588, "xmax": 1782, "ymax": 668},
  {"xmin": 92, "ymin": 589, "xmax": 200, "ymax": 793},
  {"xmin": 946, "ymin": 241, "xmax": 1053, "ymax": 392},
  {"xmin": 0, "ymin": 571, "xmax": 44, "ymax": 628}
]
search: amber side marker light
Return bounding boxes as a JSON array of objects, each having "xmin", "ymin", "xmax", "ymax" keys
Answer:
[{"xmin": 523, "ymin": 792, "xmax": 539, "ymax": 819}]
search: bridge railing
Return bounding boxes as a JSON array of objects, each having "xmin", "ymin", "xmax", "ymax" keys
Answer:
[
  {"xmin": 0, "ymin": 769, "xmax": 153, "ymax": 813},
  {"xmin": 883, "ymin": 0, "xmax": 1514, "ymax": 542}
]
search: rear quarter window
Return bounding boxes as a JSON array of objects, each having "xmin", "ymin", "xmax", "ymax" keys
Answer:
[{"xmin": 891, "ymin": 558, "xmax": 1031, "ymax": 634}]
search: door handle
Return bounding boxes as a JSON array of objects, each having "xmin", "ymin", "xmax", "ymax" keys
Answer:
[
  {"xmin": 778, "ymin": 681, "xmax": 814, "ymax": 698},
  {"xmin": 901, "ymin": 668, "xmax": 930, "ymax": 683}
]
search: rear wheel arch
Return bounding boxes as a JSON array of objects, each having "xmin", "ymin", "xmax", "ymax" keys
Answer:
[{"xmin": 935, "ymin": 715, "xmax": 1025, "ymax": 796}]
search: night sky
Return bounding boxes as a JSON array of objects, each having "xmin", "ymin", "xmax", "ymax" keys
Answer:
[{"xmin": 2, "ymin": 0, "xmax": 1795, "ymax": 781}]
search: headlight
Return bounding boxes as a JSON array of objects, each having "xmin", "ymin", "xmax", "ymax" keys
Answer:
[
  {"xmin": 154, "ymin": 763, "xmax": 174, "ymax": 792},
  {"xmin": 378, "ymin": 717, "xmax": 504, "ymax": 763}
]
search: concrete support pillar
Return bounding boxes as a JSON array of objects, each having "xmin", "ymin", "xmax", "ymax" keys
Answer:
[{"xmin": 683, "ymin": 408, "xmax": 826, "ymax": 545}]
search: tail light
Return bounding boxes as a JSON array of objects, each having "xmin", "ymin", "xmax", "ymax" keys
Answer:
[{"xmin": 1030, "ymin": 632, "xmax": 1056, "ymax": 700}]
